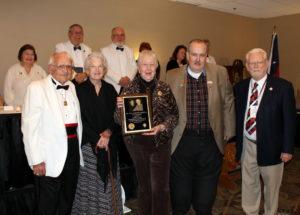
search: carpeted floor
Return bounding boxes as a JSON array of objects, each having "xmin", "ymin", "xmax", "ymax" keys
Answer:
[{"xmin": 125, "ymin": 148, "xmax": 300, "ymax": 215}]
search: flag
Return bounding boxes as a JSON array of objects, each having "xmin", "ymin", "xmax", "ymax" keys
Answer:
[{"xmin": 268, "ymin": 33, "xmax": 280, "ymax": 77}]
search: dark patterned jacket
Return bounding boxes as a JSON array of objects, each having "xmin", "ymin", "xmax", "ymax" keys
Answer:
[{"xmin": 119, "ymin": 76, "xmax": 179, "ymax": 146}]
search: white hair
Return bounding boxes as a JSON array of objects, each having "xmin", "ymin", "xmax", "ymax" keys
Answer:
[
  {"xmin": 245, "ymin": 48, "xmax": 268, "ymax": 62},
  {"xmin": 48, "ymin": 51, "xmax": 73, "ymax": 65},
  {"xmin": 84, "ymin": 52, "xmax": 108, "ymax": 75},
  {"xmin": 137, "ymin": 50, "xmax": 158, "ymax": 67}
]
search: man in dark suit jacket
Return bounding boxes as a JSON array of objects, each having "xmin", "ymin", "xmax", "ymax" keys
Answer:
[{"xmin": 234, "ymin": 48, "xmax": 296, "ymax": 215}]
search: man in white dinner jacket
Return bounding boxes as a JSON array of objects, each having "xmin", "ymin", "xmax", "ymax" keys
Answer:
[
  {"xmin": 22, "ymin": 52, "xmax": 83, "ymax": 215},
  {"xmin": 101, "ymin": 26, "xmax": 137, "ymax": 94},
  {"xmin": 55, "ymin": 24, "xmax": 92, "ymax": 85}
]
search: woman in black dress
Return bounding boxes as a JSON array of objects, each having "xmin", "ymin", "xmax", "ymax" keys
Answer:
[{"xmin": 72, "ymin": 52, "xmax": 122, "ymax": 215}]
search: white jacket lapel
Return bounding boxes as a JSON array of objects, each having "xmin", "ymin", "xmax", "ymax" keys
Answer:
[{"xmin": 43, "ymin": 76, "xmax": 65, "ymax": 130}]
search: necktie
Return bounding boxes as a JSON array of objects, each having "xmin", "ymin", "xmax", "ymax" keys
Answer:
[
  {"xmin": 245, "ymin": 82, "xmax": 258, "ymax": 135},
  {"xmin": 74, "ymin": 46, "xmax": 81, "ymax": 51},
  {"xmin": 116, "ymin": 46, "xmax": 124, "ymax": 51},
  {"xmin": 56, "ymin": 85, "xmax": 69, "ymax": 90}
]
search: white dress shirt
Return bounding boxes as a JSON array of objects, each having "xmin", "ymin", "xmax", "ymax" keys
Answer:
[
  {"xmin": 4, "ymin": 63, "xmax": 47, "ymax": 106},
  {"xmin": 51, "ymin": 77, "xmax": 78, "ymax": 124},
  {"xmin": 187, "ymin": 66, "xmax": 202, "ymax": 79},
  {"xmin": 55, "ymin": 41, "xmax": 92, "ymax": 69},
  {"xmin": 101, "ymin": 43, "xmax": 137, "ymax": 93},
  {"xmin": 244, "ymin": 74, "xmax": 267, "ymax": 141}
]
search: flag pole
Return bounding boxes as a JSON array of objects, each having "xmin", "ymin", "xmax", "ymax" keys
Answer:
[
  {"xmin": 273, "ymin": 25, "xmax": 276, "ymax": 34},
  {"xmin": 269, "ymin": 26, "xmax": 280, "ymax": 77},
  {"xmin": 268, "ymin": 26, "xmax": 276, "ymax": 74}
]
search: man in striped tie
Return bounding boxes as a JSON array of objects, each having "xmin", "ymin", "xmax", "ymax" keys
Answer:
[{"xmin": 234, "ymin": 48, "xmax": 296, "ymax": 215}]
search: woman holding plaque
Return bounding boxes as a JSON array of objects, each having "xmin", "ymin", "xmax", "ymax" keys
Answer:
[
  {"xmin": 72, "ymin": 52, "xmax": 122, "ymax": 215},
  {"xmin": 117, "ymin": 50, "xmax": 179, "ymax": 215}
]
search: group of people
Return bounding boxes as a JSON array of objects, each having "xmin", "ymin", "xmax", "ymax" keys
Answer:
[
  {"xmin": 3, "ymin": 25, "xmax": 217, "ymax": 107},
  {"xmin": 2, "ymin": 23, "xmax": 296, "ymax": 215}
]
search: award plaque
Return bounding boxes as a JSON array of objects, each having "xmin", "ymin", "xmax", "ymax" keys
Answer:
[{"xmin": 121, "ymin": 94, "xmax": 152, "ymax": 135}]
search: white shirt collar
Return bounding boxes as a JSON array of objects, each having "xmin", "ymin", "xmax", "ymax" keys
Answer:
[
  {"xmin": 67, "ymin": 40, "xmax": 82, "ymax": 48},
  {"xmin": 50, "ymin": 75, "xmax": 69, "ymax": 87},
  {"xmin": 111, "ymin": 43, "xmax": 124, "ymax": 49},
  {"xmin": 187, "ymin": 66, "xmax": 202, "ymax": 79},
  {"xmin": 250, "ymin": 74, "xmax": 267, "ymax": 90}
]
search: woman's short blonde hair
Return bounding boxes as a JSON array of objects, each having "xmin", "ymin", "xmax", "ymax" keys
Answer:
[{"xmin": 137, "ymin": 50, "xmax": 158, "ymax": 68}]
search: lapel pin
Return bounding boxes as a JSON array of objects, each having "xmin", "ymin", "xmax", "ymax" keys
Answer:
[{"xmin": 207, "ymin": 81, "xmax": 213, "ymax": 88}]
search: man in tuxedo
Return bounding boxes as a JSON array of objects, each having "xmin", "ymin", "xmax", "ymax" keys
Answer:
[
  {"xmin": 22, "ymin": 52, "xmax": 83, "ymax": 215},
  {"xmin": 55, "ymin": 24, "xmax": 92, "ymax": 84},
  {"xmin": 166, "ymin": 39, "xmax": 235, "ymax": 215},
  {"xmin": 234, "ymin": 48, "xmax": 296, "ymax": 215},
  {"xmin": 101, "ymin": 26, "xmax": 137, "ymax": 94}
]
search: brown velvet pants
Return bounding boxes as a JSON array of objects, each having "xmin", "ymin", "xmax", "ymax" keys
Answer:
[{"xmin": 126, "ymin": 136, "xmax": 171, "ymax": 215}]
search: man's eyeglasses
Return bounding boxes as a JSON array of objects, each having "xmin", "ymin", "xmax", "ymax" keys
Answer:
[
  {"xmin": 247, "ymin": 61, "xmax": 266, "ymax": 67},
  {"xmin": 89, "ymin": 65, "xmax": 103, "ymax": 70},
  {"xmin": 55, "ymin": 65, "xmax": 73, "ymax": 70},
  {"xmin": 113, "ymin": 34, "xmax": 125, "ymax": 37}
]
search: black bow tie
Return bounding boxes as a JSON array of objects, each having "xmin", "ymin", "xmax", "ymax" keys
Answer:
[
  {"xmin": 116, "ymin": 46, "xmax": 124, "ymax": 51},
  {"xmin": 74, "ymin": 46, "xmax": 81, "ymax": 51},
  {"xmin": 56, "ymin": 85, "xmax": 69, "ymax": 90}
]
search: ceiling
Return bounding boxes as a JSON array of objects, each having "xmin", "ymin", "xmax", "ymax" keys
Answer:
[{"xmin": 170, "ymin": 0, "xmax": 300, "ymax": 18}]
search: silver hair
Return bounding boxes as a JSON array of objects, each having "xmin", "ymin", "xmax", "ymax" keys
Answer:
[
  {"xmin": 84, "ymin": 52, "xmax": 108, "ymax": 75},
  {"xmin": 48, "ymin": 51, "xmax": 73, "ymax": 65},
  {"xmin": 137, "ymin": 50, "xmax": 158, "ymax": 67},
  {"xmin": 111, "ymin": 26, "xmax": 124, "ymax": 35},
  {"xmin": 245, "ymin": 48, "xmax": 268, "ymax": 62},
  {"xmin": 68, "ymin": 24, "xmax": 83, "ymax": 33}
]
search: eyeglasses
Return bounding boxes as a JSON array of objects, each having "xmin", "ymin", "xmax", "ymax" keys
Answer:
[
  {"xmin": 71, "ymin": 31, "xmax": 83, "ymax": 35},
  {"xmin": 113, "ymin": 34, "xmax": 125, "ymax": 37},
  {"xmin": 89, "ymin": 65, "xmax": 103, "ymax": 70},
  {"xmin": 247, "ymin": 61, "xmax": 266, "ymax": 67},
  {"xmin": 55, "ymin": 65, "xmax": 73, "ymax": 70},
  {"xmin": 140, "ymin": 63, "xmax": 156, "ymax": 68},
  {"xmin": 190, "ymin": 53, "xmax": 207, "ymax": 58}
]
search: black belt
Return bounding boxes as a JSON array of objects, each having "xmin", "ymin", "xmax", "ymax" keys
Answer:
[{"xmin": 183, "ymin": 128, "xmax": 213, "ymax": 138}]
